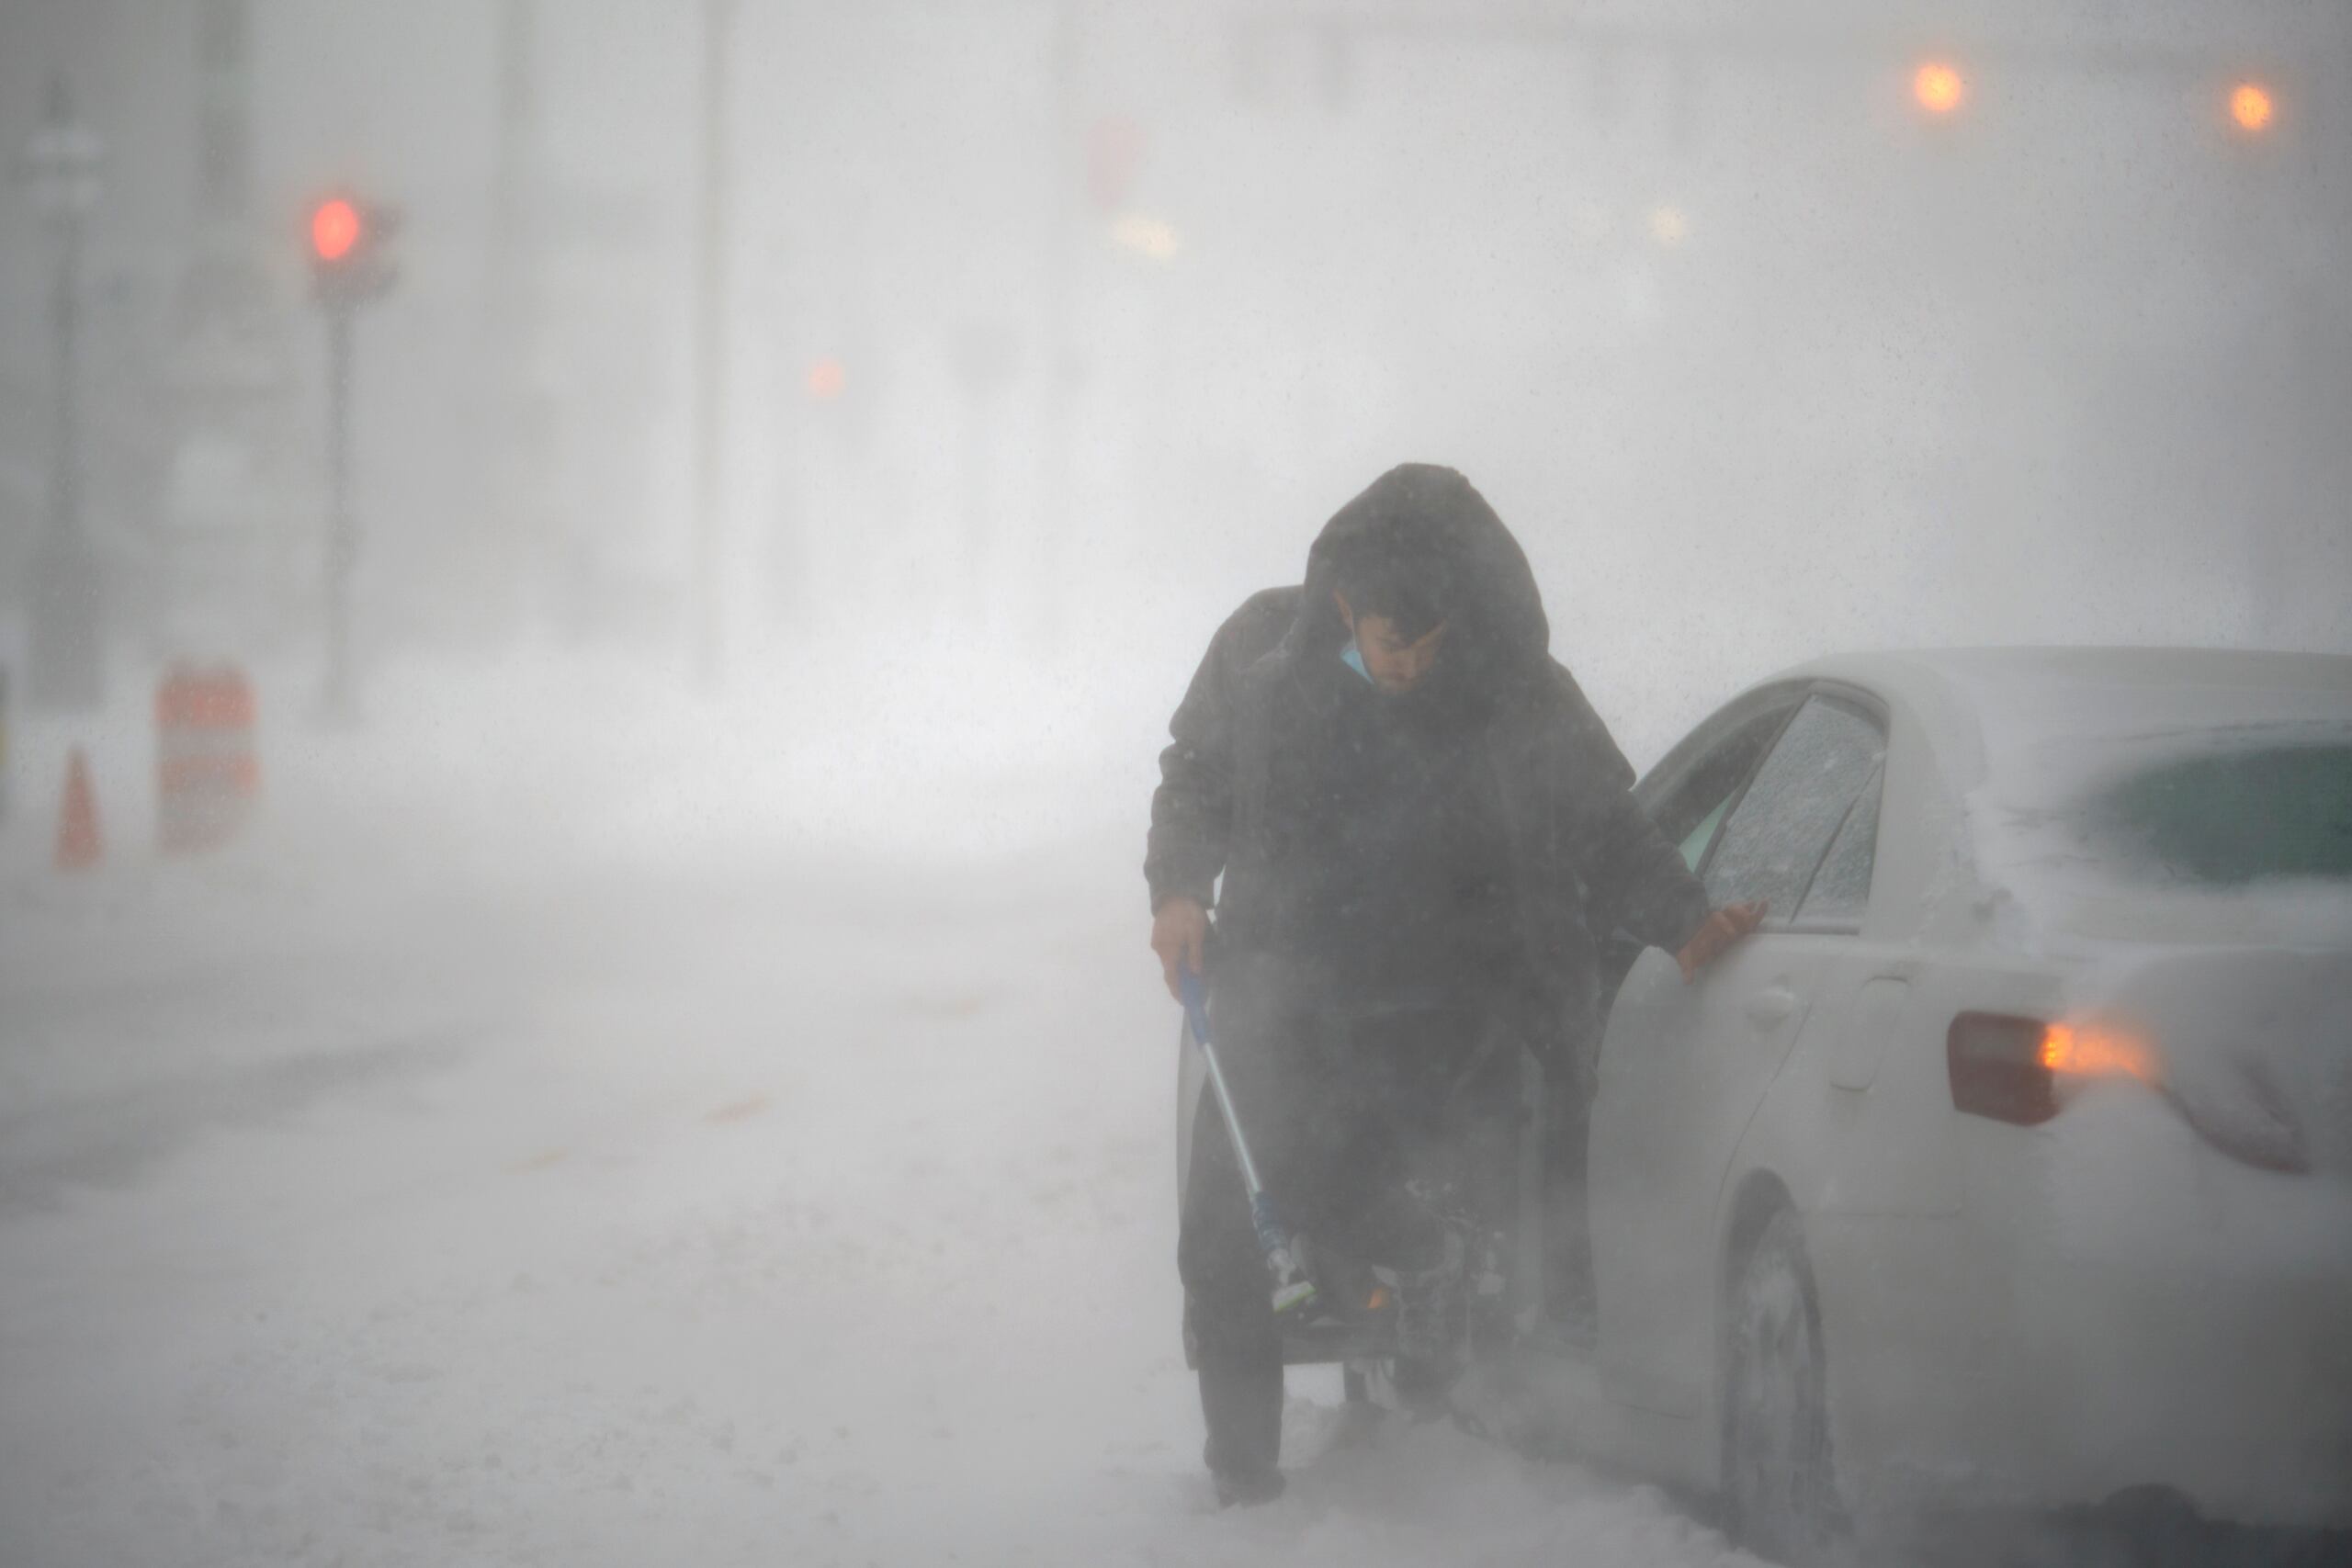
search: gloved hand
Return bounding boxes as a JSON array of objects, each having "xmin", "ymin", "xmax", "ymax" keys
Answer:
[{"xmin": 1676, "ymin": 899, "xmax": 1768, "ymax": 982}]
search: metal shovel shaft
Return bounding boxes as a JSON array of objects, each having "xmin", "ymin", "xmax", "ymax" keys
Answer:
[
  {"xmin": 1181, "ymin": 968, "xmax": 1316, "ymax": 1314},
  {"xmin": 1193, "ymin": 1030, "xmax": 1267, "ymax": 1196}
]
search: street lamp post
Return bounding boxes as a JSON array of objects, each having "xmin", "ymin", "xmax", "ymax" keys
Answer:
[
  {"xmin": 20, "ymin": 75, "xmax": 106, "ymax": 711},
  {"xmin": 688, "ymin": 0, "xmax": 735, "ymax": 687}
]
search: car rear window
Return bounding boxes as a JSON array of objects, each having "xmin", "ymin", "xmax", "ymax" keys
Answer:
[{"xmin": 2078, "ymin": 744, "xmax": 2352, "ymax": 887}]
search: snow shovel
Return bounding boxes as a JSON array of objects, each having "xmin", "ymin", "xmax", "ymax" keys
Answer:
[{"xmin": 1180, "ymin": 967, "xmax": 1317, "ymax": 1316}]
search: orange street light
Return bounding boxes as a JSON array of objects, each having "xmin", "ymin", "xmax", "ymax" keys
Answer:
[
  {"xmin": 2230, "ymin": 81, "xmax": 2276, "ymax": 135},
  {"xmin": 1913, "ymin": 60, "xmax": 1966, "ymax": 117},
  {"xmin": 807, "ymin": 356, "xmax": 846, "ymax": 401}
]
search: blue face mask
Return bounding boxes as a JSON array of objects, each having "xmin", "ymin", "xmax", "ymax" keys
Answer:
[{"xmin": 1340, "ymin": 641, "xmax": 1374, "ymax": 683}]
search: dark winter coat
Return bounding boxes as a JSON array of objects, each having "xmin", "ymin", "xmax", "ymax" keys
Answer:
[{"xmin": 1144, "ymin": 464, "xmax": 1711, "ymax": 1077}]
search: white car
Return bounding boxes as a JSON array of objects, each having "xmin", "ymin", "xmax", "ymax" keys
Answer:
[
  {"xmin": 1523, "ymin": 647, "xmax": 2352, "ymax": 1558},
  {"xmin": 1180, "ymin": 647, "xmax": 2352, "ymax": 1560}
]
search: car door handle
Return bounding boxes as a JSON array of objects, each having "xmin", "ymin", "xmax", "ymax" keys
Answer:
[{"xmin": 1746, "ymin": 983, "xmax": 1799, "ymax": 1031}]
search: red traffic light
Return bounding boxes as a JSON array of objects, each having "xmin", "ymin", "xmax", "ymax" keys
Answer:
[
  {"xmin": 311, "ymin": 197, "xmax": 362, "ymax": 263},
  {"xmin": 305, "ymin": 192, "xmax": 399, "ymax": 309}
]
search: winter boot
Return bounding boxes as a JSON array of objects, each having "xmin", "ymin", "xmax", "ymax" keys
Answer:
[{"xmin": 1378, "ymin": 1227, "xmax": 1467, "ymax": 1416}]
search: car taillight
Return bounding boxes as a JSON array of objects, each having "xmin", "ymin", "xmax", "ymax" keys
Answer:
[
  {"xmin": 1945, "ymin": 1011, "xmax": 2308, "ymax": 1173},
  {"xmin": 1947, "ymin": 1013, "xmax": 2071, "ymax": 1125}
]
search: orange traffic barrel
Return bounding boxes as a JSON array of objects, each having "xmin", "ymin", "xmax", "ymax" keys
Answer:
[{"xmin": 156, "ymin": 665, "xmax": 259, "ymax": 852}]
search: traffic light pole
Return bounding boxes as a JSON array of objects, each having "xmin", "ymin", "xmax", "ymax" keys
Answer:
[
  {"xmin": 321, "ymin": 299, "xmax": 357, "ymax": 718},
  {"xmin": 308, "ymin": 190, "xmax": 394, "ymax": 719}
]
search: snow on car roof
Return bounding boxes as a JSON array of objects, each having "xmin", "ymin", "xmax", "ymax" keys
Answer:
[
  {"xmin": 1912, "ymin": 646, "xmax": 2351, "ymax": 783},
  {"xmin": 1796, "ymin": 643, "xmax": 2347, "ymax": 708},
  {"xmin": 1773, "ymin": 645, "xmax": 2350, "ymax": 775},
  {"xmin": 1942, "ymin": 649, "xmax": 2349, "ymax": 949},
  {"xmin": 1765, "ymin": 648, "xmax": 2352, "ymax": 951}
]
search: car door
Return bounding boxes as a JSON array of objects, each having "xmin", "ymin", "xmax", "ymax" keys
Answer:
[{"xmin": 1591, "ymin": 691, "xmax": 1889, "ymax": 1418}]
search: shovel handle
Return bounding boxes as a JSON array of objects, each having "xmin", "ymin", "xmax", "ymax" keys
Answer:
[
  {"xmin": 1179, "ymin": 966, "xmax": 1213, "ymax": 1046},
  {"xmin": 1176, "ymin": 964, "xmax": 1317, "ymax": 1317}
]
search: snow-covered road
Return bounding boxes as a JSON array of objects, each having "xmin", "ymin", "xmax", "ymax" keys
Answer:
[{"xmin": 0, "ymin": 653, "xmax": 1757, "ymax": 1568}]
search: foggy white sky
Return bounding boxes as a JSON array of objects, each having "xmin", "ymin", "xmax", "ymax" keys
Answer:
[{"xmin": 0, "ymin": 0, "xmax": 2345, "ymax": 759}]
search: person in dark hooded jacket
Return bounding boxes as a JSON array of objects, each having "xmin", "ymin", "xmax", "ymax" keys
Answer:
[{"xmin": 1147, "ymin": 465, "xmax": 1762, "ymax": 1506}]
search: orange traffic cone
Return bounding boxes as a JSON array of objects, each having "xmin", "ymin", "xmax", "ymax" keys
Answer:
[{"xmin": 56, "ymin": 747, "xmax": 101, "ymax": 872}]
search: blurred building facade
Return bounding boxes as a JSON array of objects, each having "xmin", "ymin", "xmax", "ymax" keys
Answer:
[
  {"xmin": 0, "ymin": 0, "xmax": 678, "ymax": 675},
  {"xmin": 1, "ymin": 0, "xmax": 2346, "ymax": 694}
]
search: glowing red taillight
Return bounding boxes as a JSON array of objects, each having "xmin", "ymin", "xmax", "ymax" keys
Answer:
[
  {"xmin": 1947, "ymin": 1011, "xmax": 2307, "ymax": 1174},
  {"xmin": 2037, "ymin": 1021, "xmax": 2163, "ymax": 1085},
  {"xmin": 1947, "ymin": 1013, "xmax": 2064, "ymax": 1125}
]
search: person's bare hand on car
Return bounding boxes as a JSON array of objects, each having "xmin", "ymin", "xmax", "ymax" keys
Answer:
[{"xmin": 1677, "ymin": 899, "xmax": 1768, "ymax": 981}]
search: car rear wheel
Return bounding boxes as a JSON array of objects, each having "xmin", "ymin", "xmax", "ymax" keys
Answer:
[{"xmin": 1725, "ymin": 1207, "xmax": 1843, "ymax": 1565}]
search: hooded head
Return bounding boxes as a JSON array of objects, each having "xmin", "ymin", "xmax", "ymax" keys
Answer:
[{"xmin": 1290, "ymin": 464, "xmax": 1551, "ymax": 708}]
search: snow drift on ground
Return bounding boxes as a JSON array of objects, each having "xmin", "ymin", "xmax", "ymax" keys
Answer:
[{"xmin": 0, "ymin": 645, "xmax": 1762, "ymax": 1568}]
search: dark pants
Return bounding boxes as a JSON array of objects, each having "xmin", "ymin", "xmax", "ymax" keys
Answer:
[
  {"xmin": 1176, "ymin": 955, "xmax": 1516, "ymax": 1478},
  {"xmin": 1541, "ymin": 1045, "xmax": 1600, "ymax": 1331}
]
